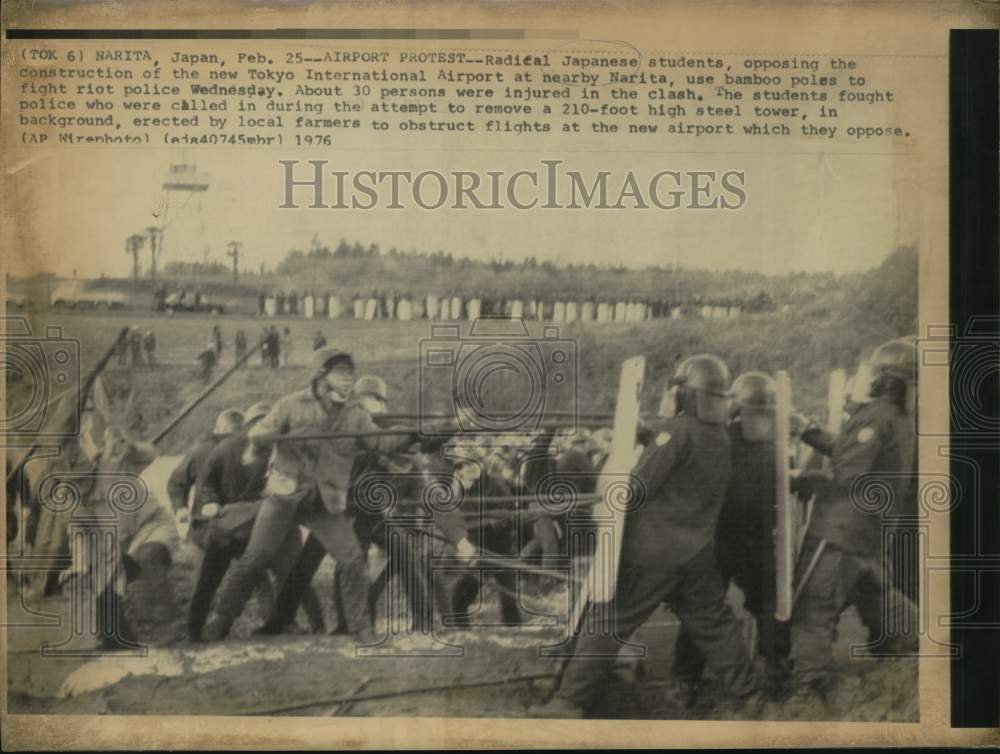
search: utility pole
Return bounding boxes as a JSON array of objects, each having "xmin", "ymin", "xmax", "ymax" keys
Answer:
[
  {"xmin": 146, "ymin": 226, "xmax": 163, "ymax": 283},
  {"xmin": 126, "ymin": 233, "xmax": 144, "ymax": 287},
  {"xmin": 227, "ymin": 241, "xmax": 242, "ymax": 284}
]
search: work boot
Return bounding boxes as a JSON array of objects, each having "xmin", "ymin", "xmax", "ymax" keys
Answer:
[{"xmin": 527, "ymin": 695, "xmax": 584, "ymax": 719}]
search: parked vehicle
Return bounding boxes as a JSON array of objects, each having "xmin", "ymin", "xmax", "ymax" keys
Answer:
[{"xmin": 50, "ymin": 282, "xmax": 128, "ymax": 309}]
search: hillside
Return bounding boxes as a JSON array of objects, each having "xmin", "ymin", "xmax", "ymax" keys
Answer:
[{"xmin": 7, "ymin": 238, "xmax": 909, "ymax": 316}]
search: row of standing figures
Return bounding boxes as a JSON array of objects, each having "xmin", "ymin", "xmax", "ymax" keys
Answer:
[{"xmin": 256, "ymin": 292, "xmax": 746, "ymax": 323}]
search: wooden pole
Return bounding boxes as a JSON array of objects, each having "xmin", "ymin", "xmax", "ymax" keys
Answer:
[{"xmin": 151, "ymin": 341, "xmax": 262, "ymax": 446}]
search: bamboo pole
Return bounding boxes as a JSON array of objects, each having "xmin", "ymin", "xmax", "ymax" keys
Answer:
[{"xmin": 151, "ymin": 341, "xmax": 262, "ymax": 445}]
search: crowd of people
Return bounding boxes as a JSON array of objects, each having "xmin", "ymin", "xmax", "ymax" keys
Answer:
[
  {"xmin": 115, "ymin": 326, "xmax": 157, "ymax": 367},
  {"xmin": 9, "ymin": 334, "xmax": 919, "ymax": 718},
  {"xmin": 255, "ymin": 289, "xmax": 755, "ymax": 323}
]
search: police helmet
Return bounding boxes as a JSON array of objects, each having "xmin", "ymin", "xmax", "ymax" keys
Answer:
[
  {"xmin": 870, "ymin": 336, "xmax": 917, "ymax": 384},
  {"xmin": 669, "ymin": 354, "xmax": 731, "ymax": 424},
  {"xmin": 729, "ymin": 371, "xmax": 776, "ymax": 416},
  {"xmin": 730, "ymin": 372, "xmax": 777, "ymax": 441}
]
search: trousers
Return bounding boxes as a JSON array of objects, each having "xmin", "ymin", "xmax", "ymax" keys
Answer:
[
  {"xmin": 451, "ymin": 524, "xmax": 521, "ymax": 626},
  {"xmin": 673, "ymin": 545, "xmax": 790, "ymax": 684},
  {"xmin": 790, "ymin": 537, "xmax": 918, "ymax": 685},
  {"xmin": 558, "ymin": 542, "xmax": 756, "ymax": 710},
  {"xmin": 212, "ymin": 487, "xmax": 371, "ymax": 634}
]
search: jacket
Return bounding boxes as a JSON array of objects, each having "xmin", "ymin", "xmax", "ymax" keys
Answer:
[
  {"xmin": 623, "ymin": 411, "xmax": 732, "ymax": 566},
  {"xmin": 166, "ymin": 434, "xmax": 221, "ymax": 512},
  {"xmin": 195, "ymin": 432, "xmax": 268, "ymax": 515},
  {"xmin": 800, "ymin": 395, "xmax": 909, "ymax": 556},
  {"xmin": 248, "ymin": 388, "xmax": 414, "ymax": 513}
]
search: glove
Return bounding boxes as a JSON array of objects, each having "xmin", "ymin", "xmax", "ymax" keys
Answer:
[
  {"xmin": 201, "ymin": 503, "xmax": 221, "ymax": 519},
  {"xmin": 174, "ymin": 508, "xmax": 191, "ymax": 526},
  {"xmin": 790, "ymin": 474, "xmax": 815, "ymax": 499},
  {"xmin": 456, "ymin": 537, "xmax": 477, "ymax": 562}
]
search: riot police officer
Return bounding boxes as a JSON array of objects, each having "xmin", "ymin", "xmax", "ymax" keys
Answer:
[
  {"xmin": 674, "ymin": 371, "xmax": 791, "ymax": 701},
  {"xmin": 532, "ymin": 354, "xmax": 758, "ymax": 717},
  {"xmin": 790, "ymin": 336, "xmax": 919, "ymax": 704}
]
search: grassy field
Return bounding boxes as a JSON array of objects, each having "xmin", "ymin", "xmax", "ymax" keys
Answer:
[{"xmin": 8, "ymin": 299, "xmax": 900, "ymax": 456}]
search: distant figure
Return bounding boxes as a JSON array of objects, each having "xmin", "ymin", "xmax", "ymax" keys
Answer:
[
  {"xmin": 212, "ymin": 325, "xmax": 223, "ymax": 357},
  {"xmin": 234, "ymin": 329, "xmax": 248, "ymax": 367},
  {"xmin": 129, "ymin": 327, "xmax": 144, "ymax": 367},
  {"xmin": 259, "ymin": 328, "xmax": 270, "ymax": 367},
  {"xmin": 313, "ymin": 331, "xmax": 327, "ymax": 351},
  {"xmin": 281, "ymin": 327, "xmax": 293, "ymax": 366},
  {"xmin": 267, "ymin": 326, "xmax": 281, "ymax": 368},
  {"xmin": 143, "ymin": 330, "xmax": 157, "ymax": 365},
  {"xmin": 197, "ymin": 341, "xmax": 218, "ymax": 383}
]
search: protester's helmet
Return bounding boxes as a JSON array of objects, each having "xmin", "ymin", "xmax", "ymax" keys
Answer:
[
  {"xmin": 213, "ymin": 408, "xmax": 245, "ymax": 436},
  {"xmin": 310, "ymin": 347, "xmax": 354, "ymax": 379},
  {"xmin": 244, "ymin": 401, "xmax": 273, "ymax": 426},
  {"xmin": 353, "ymin": 375, "xmax": 388, "ymax": 402},
  {"xmin": 669, "ymin": 354, "xmax": 731, "ymax": 424}
]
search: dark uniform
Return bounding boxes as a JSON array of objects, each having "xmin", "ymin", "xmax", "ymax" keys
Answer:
[
  {"xmin": 543, "ymin": 354, "xmax": 758, "ymax": 717},
  {"xmin": 674, "ymin": 420, "xmax": 790, "ymax": 692},
  {"xmin": 792, "ymin": 393, "xmax": 918, "ymax": 689},
  {"xmin": 556, "ymin": 412, "xmax": 756, "ymax": 711}
]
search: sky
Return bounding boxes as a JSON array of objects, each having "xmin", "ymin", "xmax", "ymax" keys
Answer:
[{"xmin": 6, "ymin": 147, "xmax": 918, "ymax": 279}]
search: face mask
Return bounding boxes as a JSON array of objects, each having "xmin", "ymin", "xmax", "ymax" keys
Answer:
[{"xmin": 323, "ymin": 369, "xmax": 354, "ymax": 401}]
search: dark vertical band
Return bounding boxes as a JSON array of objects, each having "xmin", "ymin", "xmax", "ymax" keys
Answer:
[{"xmin": 949, "ymin": 28, "xmax": 999, "ymax": 729}]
